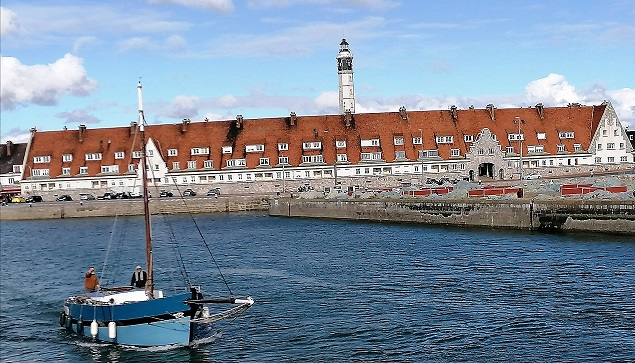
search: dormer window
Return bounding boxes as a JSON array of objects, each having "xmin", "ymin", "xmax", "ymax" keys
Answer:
[
  {"xmin": 187, "ymin": 160, "xmax": 197, "ymax": 169},
  {"xmin": 222, "ymin": 146, "xmax": 233, "ymax": 154},
  {"xmin": 435, "ymin": 136, "xmax": 453, "ymax": 144},
  {"xmin": 302, "ymin": 141, "xmax": 322, "ymax": 150},
  {"xmin": 62, "ymin": 154, "xmax": 73, "ymax": 162},
  {"xmin": 167, "ymin": 148, "xmax": 178, "ymax": 156},
  {"xmin": 412, "ymin": 137, "xmax": 422, "ymax": 145},
  {"xmin": 33, "ymin": 155, "xmax": 51, "ymax": 163},
  {"xmin": 246, "ymin": 144, "xmax": 265, "ymax": 153},
  {"xmin": 536, "ymin": 132, "xmax": 546, "ymax": 140},
  {"xmin": 557, "ymin": 144, "xmax": 566, "ymax": 152},
  {"xmin": 114, "ymin": 151, "xmax": 125, "ymax": 159},
  {"xmin": 278, "ymin": 143, "xmax": 289, "ymax": 151},
  {"xmin": 259, "ymin": 157, "xmax": 270, "ymax": 166},
  {"xmin": 360, "ymin": 139, "xmax": 380, "ymax": 147},
  {"xmin": 393, "ymin": 137, "xmax": 404, "ymax": 146},
  {"xmin": 336, "ymin": 140, "xmax": 346, "ymax": 148},
  {"xmin": 508, "ymin": 133, "xmax": 524, "ymax": 141},
  {"xmin": 558, "ymin": 131, "xmax": 574, "ymax": 139},
  {"xmin": 85, "ymin": 153, "xmax": 102, "ymax": 161},
  {"xmin": 132, "ymin": 151, "xmax": 142, "ymax": 158},
  {"xmin": 191, "ymin": 147, "xmax": 209, "ymax": 155},
  {"xmin": 464, "ymin": 135, "xmax": 474, "ymax": 142}
]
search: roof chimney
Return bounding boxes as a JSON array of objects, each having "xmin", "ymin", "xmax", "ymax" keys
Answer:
[
  {"xmin": 399, "ymin": 106, "xmax": 409, "ymax": 121},
  {"xmin": 535, "ymin": 103, "xmax": 544, "ymax": 120},
  {"xmin": 235, "ymin": 115, "xmax": 244, "ymax": 129},
  {"xmin": 343, "ymin": 110, "xmax": 353, "ymax": 128},
  {"xmin": 181, "ymin": 118, "xmax": 190, "ymax": 133},
  {"xmin": 486, "ymin": 104, "xmax": 496, "ymax": 121},
  {"xmin": 78, "ymin": 124, "xmax": 87, "ymax": 142},
  {"xmin": 449, "ymin": 105, "xmax": 458, "ymax": 123},
  {"xmin": 130, "ymin": 121, "xmax": 138, "ymax": 136},
  {"xmin": 289, "ymin": 112, "xmax": 297, "ymax": 126},
  {"xmin": 5, "ymin": 141, "xmax": 13, "ymax": 157}
]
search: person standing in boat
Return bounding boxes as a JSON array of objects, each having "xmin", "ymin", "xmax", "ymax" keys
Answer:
[
  {"xmin": 84, "ymin": 267, "xmax": 99, "ymax": 292},
  {"xmin": 130, "ymin": 265, "xmax": 147, "ymax": 288}
]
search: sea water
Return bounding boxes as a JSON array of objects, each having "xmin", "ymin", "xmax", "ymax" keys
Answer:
[{"xmin": 1, "ymin": 213, "xmax": 634, "ymax": 362}]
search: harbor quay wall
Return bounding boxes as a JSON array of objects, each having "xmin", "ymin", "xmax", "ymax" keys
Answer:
[
  {"xmin": 0, "ymin": 197, "xmax": 270, "ymax": 221},
  {"xmin": 268, "ymin": 199, "xmax": 635, "ymax": 235}
]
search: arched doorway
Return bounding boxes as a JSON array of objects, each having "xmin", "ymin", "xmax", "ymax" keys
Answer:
[
  {"xmin": 478, "ymin": 163, "xmax": 494, "ymax": 178},
  {"xmin": 469, "ymin": 170, "xmax": 474, "ymax": 181},
  {"xmin": 498, "ymin": 168, "xmax": 505, "ymax": 180}
]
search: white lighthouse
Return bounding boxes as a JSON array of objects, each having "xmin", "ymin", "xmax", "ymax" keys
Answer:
[{"xmin": 337, "ymin": 38, "xmax": 355, "ymax": 114}]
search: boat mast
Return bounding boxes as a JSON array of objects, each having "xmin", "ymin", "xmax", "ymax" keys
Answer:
[{"xmin": 138, "ymin": 81, "xmax": 154, "ymax": 297}]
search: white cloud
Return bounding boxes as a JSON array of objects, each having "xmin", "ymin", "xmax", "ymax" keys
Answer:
[
  {"xmin": 607, "ymin": 88, "xmax": 635, "ymax": 129},
  {"xmin": 72, "ymin": 36, "xmax": 98, "ymax": 54},
  {"xmin": 525, "ymin": 73, "xmax": 581, "ymax": 105},
  {"xmin": 0, "ymin": 7, "xmax": 19, "ymax": 35},
  {"xmin": 148, "ymin": 0, "xmax": 234, "ymax": 12},
  {"xmin": 160, "ymin": 95, "xmax": 201, "ymax": 118},
  {"xmin": 0, "ymin": 54, "xmax": 97, "ymax": 110},
  {"xmin": 56, "ymin": 109, "xmax": 101, "ymax": 125},
  {"xmin": 313, "ymin": 91, "xmax": 338, "ymax": 112}
]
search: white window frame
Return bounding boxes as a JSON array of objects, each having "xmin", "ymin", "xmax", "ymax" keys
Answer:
[
  {"xmin": 259, "ymin": 157, "xmax": 270, "ymax": 166},
  {"xmin": 203, "ymin": 160, "xmax": 213, "ymax": 169},
  {"xmin": 167, "ymin": 148, "xmax": 178, "ymax": 156},
  {"xmin": 302, "ymin": 141, "xmax": 322, "ymax": 150},
  {"xmin": 450, "ymin": 149, "xmax": 460, "ymax": 157},
  {"xmin": 360, "ymin": 139, "xmax": 380, "ymax": 147},
  {"xmin": 191, "ymin": 147, "xmax": 210, "ymax": 156},
  {"xmin": 278, "ymin": 143, "xmax": 289, "ymax": 151},
  {"xmin": 32, "ymin": 168, "xmax": 49, "ymax": 176},
  {"xmin": 33, "ymin": 155, "xmax": 51, "ymax": 163},
  {"xmin": 360, "ymin": 152, "xmax": 382, "ymax": 160},
  {"xmin": 132, "ymin": 151, "xmax": 142, "ymax": 158},
  {"xmin": 187, "ymin": 160, "xmax": 197, "ymax": 169},
  {"xmin": 536, "ymin": 132, "xmax": 546, "ymax": 140},
  {"xmin": 337, "ymin": 154, "xmax": 348, "ymax": 162},
  {"xmin": 301, "ymin": 155, "xmax": 324, "ymax": 163},
  {"xmin": 246, "ymin": 144, "xmax": 265, "ymax": 153},
  {"xmin": 464, "ymin": 135, "xmax": 474, "ymax": 142},
  {"xmin": 412, "ymin": 137, "xmax": 422, "ymax": 145},
  {"xmin": 395, "ymin": 150, "xmax": 406, "ymax": 159},
  {"xmin": 62, "ymin": 167, "xmax": 71, "ymax": 176},
  {"xmin": 508, "ymin": 133, "xmax": 524, "ymax": 141},
  {"xmin": 558, "ymin": 131, "xmax": 574, "ymax": 139},
  {"xmin": 114, "ymin": 151, "xmax": 125, "ymax": 159},
  {"xmin": 172, "ymin": 162, "xmax": 180, "ymax": 170},
  {"xmin": 393, "ymin": 137, "xmax": 404, "ymax": 146},
  {"xmin": 336, "ymin": 140, "xmax": 346, "ymax": 148},
  {"xmin": 79, "ymin": 167, "xmax": 88, "ymax": 175},
  {"xmin": 222, "ymin": 146, "xmax": 233, "ymax": 154},
  {"xmin": 226, "ymin": 159, "xmax": 246, "ymax": 167},
  {"xmin": 435, "ymin": 136, "xmax": 453, "ymax": 144},
  {"xmin": 62, "ymin": 154, "xmax": 73, "ymax": 162},
  {"xmin": 278, "ymin": 156, "xmax": 289, "ymax": 164}
]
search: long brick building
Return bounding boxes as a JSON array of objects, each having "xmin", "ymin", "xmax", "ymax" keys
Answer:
[{"xmin": 17, "ymin": 40, "xmax": 635, "ymax": 197}]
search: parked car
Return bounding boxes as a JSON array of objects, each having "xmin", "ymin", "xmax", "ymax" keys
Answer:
[
  {"xmin": 159, "ymin": 190, "xmax": 173, "ymax": 197},
  {"xmin": 524, "ymin": 173, "xmax": 542, "ymax": 180},
  {"xmin": 116, "ymin": 192, "xmax": 132, "ymax": 199},
  {"xmin": 79, "ymin": 193, "xmax": 95, "ymax": 200},
  {"xmin": 183, "ymin": 188, "xmax": 197, "ymax": 196},
  {"xmin": 97, "ymin": 192, "xmax": 117, "ymax": 200},
  {"xmin": 11, "ymin": 195, "xmax": 26, "ymax": 203},
  {"xmin": 206, "ymin": 188, "xmax": 221, "ymax": 197},
  {"xmin": 25, "ymin": 195, "xmax": 43, "ymax": 203},
  {"xmin": 56, "ymin": 195, "xmax": 73, "ymax": 201}
]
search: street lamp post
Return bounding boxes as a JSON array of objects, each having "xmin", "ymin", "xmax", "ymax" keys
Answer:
[{"xmin": 514, "ymin": 117, "xmax": 525, "ymax": 180}]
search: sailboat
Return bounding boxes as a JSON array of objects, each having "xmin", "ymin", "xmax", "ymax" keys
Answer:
[{"xmin": 59, "ymin": 82, "xmax": 254, "ymax": 347}]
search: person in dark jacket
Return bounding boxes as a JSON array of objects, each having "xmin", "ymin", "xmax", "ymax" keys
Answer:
[{"xmin": 130, "ymin": 265, "xmax": 147, "ymax": 288}]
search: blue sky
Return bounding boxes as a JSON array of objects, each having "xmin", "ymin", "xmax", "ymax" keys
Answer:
[{"xmin": 1, "ymin": 0, "xmax": 634, "ymax": 143}]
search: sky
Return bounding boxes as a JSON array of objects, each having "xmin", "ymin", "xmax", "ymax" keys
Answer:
[{"xmin": 1, "ymin": 0, "xmax": 634, "ymax": 143}]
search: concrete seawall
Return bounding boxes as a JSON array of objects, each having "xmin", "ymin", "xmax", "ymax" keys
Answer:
[
  {"xmin": 0, "ymin": 197, "xmax": 270, "ymax": 221},
  {"xmin": 268, "ymin": 198, "xmax": 635, "ymax": 235}
]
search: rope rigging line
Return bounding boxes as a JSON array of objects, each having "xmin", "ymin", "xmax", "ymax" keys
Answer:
[{"xmin": 169, "ymin": 176, "xmax": 234, "ymax": 296}]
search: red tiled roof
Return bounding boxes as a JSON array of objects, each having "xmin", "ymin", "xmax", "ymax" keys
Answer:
[{"xmin": 23, "ymin": 104, "xmax": 607, "ymax": 178}]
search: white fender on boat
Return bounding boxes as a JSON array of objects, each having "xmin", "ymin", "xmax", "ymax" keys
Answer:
[
  {"xmin": 90, "ymin": 320, "xmax": 98, "ymax": 337},
  {"xmin": 108, "ymin": 321, "xmax": 117, "ymax": 339}
]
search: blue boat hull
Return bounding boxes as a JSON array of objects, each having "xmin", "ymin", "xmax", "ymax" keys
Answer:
[{"xmin": 62, "ymin": 292, "xmax": 200, "ymax": 346}]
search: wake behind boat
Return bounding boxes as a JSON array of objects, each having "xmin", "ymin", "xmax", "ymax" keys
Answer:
[{"xmin": 59, "ymin": 82, "xmax": 254, "ymax": 347}]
